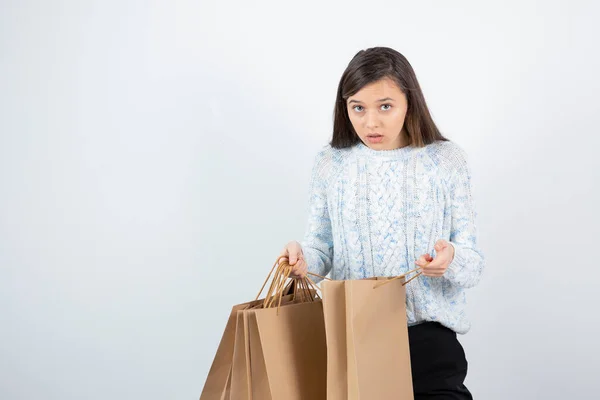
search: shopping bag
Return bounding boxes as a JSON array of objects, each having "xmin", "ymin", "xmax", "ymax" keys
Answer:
[
  {"xmin": 200, "ymin": 298, "xmax": 262, "ymax": 400},
  {"xmin": 322, "ymin": 271, "xmax": 420, "ymax": 400},
  {"xmin": 246, "ymin": 299, "xmax": 327, "ymax": 399},
  {"xmin": 211, "ymin": 256, "xmax": 323, "ymax": 399},
  {"xmin": 201, "ymin": 277, "xmax": 300, "ymax": 400}
]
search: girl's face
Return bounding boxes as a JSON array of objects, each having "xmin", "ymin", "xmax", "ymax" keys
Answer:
[{"xmin": 346, "ymin": 77, "xmax": 409, "ymax": 150}]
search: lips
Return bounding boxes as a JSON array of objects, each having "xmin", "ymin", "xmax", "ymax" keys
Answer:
[{"xmin": 366, "ymin": 134, "xmax": 384, "ymax": 144}]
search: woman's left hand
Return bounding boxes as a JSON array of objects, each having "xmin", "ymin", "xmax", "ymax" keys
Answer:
[{"xmin": 415, "ymin": 239, "xmax": 455, "ymax": 277}]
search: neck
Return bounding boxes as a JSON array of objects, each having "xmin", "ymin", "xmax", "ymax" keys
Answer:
[
  {"xmin": 393, "ymin": 129, "xmax": 410, "ymax": 149},
  {"xmin": 379, "ymin": 129, "xmax": 410, "ymax": 151}
]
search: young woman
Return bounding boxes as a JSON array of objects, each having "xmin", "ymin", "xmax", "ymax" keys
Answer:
[{"xmin": 281, "ymin": 47, "xmax": 485, "ymax": 399}]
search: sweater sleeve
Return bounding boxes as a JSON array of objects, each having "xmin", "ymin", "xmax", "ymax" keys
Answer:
[
  {"xmin": 444, "ymin": 147, "xmax": 485, "ymax": 288},
  {"xmin": 300, "ymin": 148, "xmax": 334, "ymax": 280}
]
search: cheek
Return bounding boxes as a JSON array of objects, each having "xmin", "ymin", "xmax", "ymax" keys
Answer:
[{"xmin": 389, "ymin": 109, "xmax": 407, "ymax": 126}]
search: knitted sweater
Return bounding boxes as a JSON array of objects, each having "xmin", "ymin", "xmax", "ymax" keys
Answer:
[{"xmin": 300, "ymin": 140, "xmax": 485, "ymax": 334}]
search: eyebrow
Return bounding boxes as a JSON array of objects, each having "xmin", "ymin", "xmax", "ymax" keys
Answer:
[{"xmin": 348, "ymin": 97, "xmax": 395, "ymax": 104}]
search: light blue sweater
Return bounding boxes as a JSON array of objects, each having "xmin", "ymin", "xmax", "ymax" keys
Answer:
[{"xmin": 301, "ymin": 140, "xmax": 485, "ymax": 334}]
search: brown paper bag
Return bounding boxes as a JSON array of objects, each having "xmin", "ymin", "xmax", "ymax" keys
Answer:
[
  {"xmin": 200, "ymin": 300, "xmax": 260, "ymax": 400},
  {"xmin": 322, "ymin": 277, "xmax": 414, "ymax": 400},
  {"xmin": 229, "ymin": 310, "xmax": 252, "ymax": 400},
  {"xmin": 247, "ymin": 300, "xmax": 327, "ymax": 400},
  {"xmin": 228, "ymin": 293, "xmax": 317, "ymax": 400},
  {"xmin": 201, "ymin": 294, "xmax": 299, "ymax": 400},
  {"xmin": 201, "ymin": 255, "xmax": 322, "ymax": 400}
]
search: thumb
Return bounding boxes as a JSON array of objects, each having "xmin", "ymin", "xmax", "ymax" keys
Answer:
[
  {"xmin": 288, "ymin": 242, "xmax": 302, "ymax": 265},
  {"xmin": 434, "ymin": 240, "xmax": 447, "ymax": 252},
  {"xmin": 288, "ymin": 244, "xmax": 300, "ymax": 265}
]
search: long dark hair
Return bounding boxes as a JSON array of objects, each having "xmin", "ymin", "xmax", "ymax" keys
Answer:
[{"xmin": 331, "ymin": 47, "xmax": 448, "ymax": 148}]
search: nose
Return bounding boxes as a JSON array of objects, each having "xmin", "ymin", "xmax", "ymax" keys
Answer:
[{"xmin": 365, "ymin": 110, "xmax": 380, "ymax": 130}]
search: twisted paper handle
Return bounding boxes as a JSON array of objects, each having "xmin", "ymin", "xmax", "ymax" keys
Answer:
[
  {"xmin": 254, "ymin": 256, "xmax": 325, "ymax": 313},
  {"xmin": 373, "ymin": 266, "xmax": 423, "ymax": 289}
]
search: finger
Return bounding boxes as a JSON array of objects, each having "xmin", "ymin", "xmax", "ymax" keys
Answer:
[
  {"xmin": 421, "ymin": 266, "xmax": 444, "ymax": 277},
  {"xmin": 290, "ymin": 266, "xmax": 300, "ymax": 277},
  {"xmin": 296, "ymin": 262, "xmax": 307, "ymax": 278},
  {"xmin": 422, "ymin": 254, "xmax": 448, "ymax": 271},
  {"xmin": 291, "ymin": 258, "xmax": 302, "ymax": 273},
  {"xmin": 300, "ymin": 258, "xmax": 308, "ymax": 271},
  {"xmin": 423, "ymin": 259, "xmax": 444, "ymax": 271},
  {"xmin": 423, "ymin": 270, "xmax": 445, "ymax": 277},
  {"xmin": 292, "ymin": 257, "xmax": 304, "ymax": 271},
  {"xmin": 423, "ymin": 267, "xmax": 446, "ymax": 278},
  {"xmin": 290, "ymin": 242, "xmax": 304, "ymax": 265},
  {"xmin": 415, "ymin": 254, "xmax": 429, "ymax": 267},
  {"xmin": 289, "ymin": 249, "xmax": 298, "ymax": 265},
  {"xmin": 418, "ymin": 254, "xmax": 433, "ymax": 264}
]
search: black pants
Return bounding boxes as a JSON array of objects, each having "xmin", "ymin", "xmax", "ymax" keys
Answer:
[{"xmin": 408, "ymin": 322, "xmax": 473, "ymax": 399}]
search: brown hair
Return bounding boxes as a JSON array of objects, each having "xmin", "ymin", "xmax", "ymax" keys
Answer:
[{"xmin": 331, "ymin": 47, "xmax": 448, "ymax": 148}]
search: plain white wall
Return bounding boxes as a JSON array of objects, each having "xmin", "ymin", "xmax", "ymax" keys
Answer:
[{"xmin": 1, "ymin": 0, "xmax": 598, "ymax": 399}]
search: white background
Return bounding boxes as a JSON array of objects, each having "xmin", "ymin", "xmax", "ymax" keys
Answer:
[{"xmin": 1, "ymin": 1, "xmax": 599, "ymax": 399}]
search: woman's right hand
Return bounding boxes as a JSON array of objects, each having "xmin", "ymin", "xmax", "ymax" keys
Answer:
[{"xmin": 280, "ymin": 240, "xmax": 307, "ymax": 278}]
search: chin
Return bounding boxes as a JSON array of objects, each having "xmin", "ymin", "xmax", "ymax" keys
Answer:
[{"xmin": 362, "ymin": 138, "xmax": 386, "ymax": 147}]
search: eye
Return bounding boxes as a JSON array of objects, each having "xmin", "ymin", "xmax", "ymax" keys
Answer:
[
  {"xmin": 352, "ymin": 105, "xmax": 364, "ymax": 112},
  {"xmin": 381, "ymin": 104, "xmax": 392, "ymax": 111}
]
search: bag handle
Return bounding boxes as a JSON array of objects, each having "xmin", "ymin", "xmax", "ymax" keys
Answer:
[
  {"xmin": 271, "ymin": 258, "xmax": 323, "ymax": 305},
  {"xmin": 373, "ymin": 266, "xmax": 423, "ymax": 289},
  {"xmin": 254, "ymin": 256, "xmax": 323, "ymax": 313}
]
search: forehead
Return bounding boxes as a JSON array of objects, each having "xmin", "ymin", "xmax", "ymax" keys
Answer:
[{"xmin": 349, "ymin": 78, "xmax": 403, "ymax": 101}]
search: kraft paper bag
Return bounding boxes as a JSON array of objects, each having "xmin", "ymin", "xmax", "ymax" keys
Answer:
[
  {"xmin": 247, "ymin": 300, "xmax": 327, "ymax": 400},
  {"xmin": 200, "ymin": 257, "xmax": 322, "ymax": 400},
  {"xmin": 200, "ymin": 299, "xmax": 262, "ymax": 400},
  {"xmin": 322, "ymin": 277, "xmax": 414, "ymax": 400},
  {"xmin": 228, "ymin": 293, "xmax": 318, "ymax": 400},
  {"xmin": 200, "ymin": 293, "xmax": 299, "ymax": 400}
]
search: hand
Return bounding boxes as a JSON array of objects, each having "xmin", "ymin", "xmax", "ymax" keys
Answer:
[
  {"xmin": 279, "ymin": 241, "xmax": 307, "ymax": 278},
  {"xmin": 415, "ymin": 239, "xmax": 455, "ymax": 277}
]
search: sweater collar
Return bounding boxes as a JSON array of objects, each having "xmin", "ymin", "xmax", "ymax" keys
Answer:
[{"xmin": 354, "ymin": 141, "xmax": 418, "ymax": 160}]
